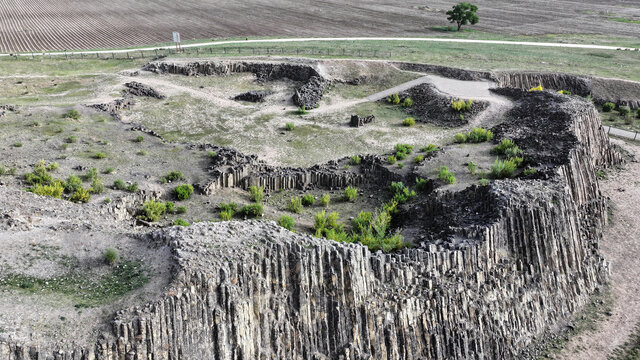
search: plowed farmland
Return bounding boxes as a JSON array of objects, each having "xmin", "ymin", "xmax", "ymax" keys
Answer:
[{"xmin": 0, "ymin": 0, "xmax": 639, "ymax": 53}]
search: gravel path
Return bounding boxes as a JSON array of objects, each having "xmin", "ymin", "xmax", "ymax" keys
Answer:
[{"xmin": 557, "ymin": 142, "xmax": 640, "ymax": 359}]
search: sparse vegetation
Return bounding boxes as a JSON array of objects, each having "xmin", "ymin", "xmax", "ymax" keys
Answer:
[
  {"xmin": 456, "ymin": 127, "xmax": 493, "ymax": 144},
  {"xmin": 173, "ymin": 218, "xmax": 190, "ymax": 226},
  {"xmin": 239, "ymin": 203, "xmax": 264, "ymax": 218},
  {"xmin": 104, "ymin": 248, "xmax": 118, "ymax": 265},
  {"xmin": 320, "ymin": 193, "xmax": 331, "ymax": 207},
  {"xmin": 162, "ymin": 171, "xmax": 184, "ymax": 183},
  {"xmin": 343, "ymin": 186, "xmax": 358, "ymax": 202},
  {"xmin": 529, "ymin": 85, "xmax": 544, "ymax": 92},
  {"xmin": 134, "ymin": 135, "xmax": 144, "ymax": 143},
  {"xmin": 401, "ymin": 97, "xmax": 414, "ymax": 108},
  {"xmin": 92, "ymin": 152, "xmax": 107, "ymax": 159},
  {"xmin": 523, "ymin": 167, "xmax": 537, "ymax": 176},
  {"xmin": 402, "ymin": 117, "xmax": 416, "ymax": 127},
  {"xmin": 287, "ymin": 197, "xmax": 303, "ymax": 213},
  {"xmin": 451, "ymin": 99, "xmax": 473, "ymax": 112},
  {"xmin": 176, "ymin": 205, "xmax": 187, "ymax": 214},
  {"xmin": 438, "ymin": 166, "xmax": 456, "ymax": 184},
  {"xmin": 174, "ymin": 184, "xmax": 194, "ymax": 201},
  {"xmin": 386, "ymin": 93, "xmax": 400, "ymax": 105},
  {"xmin": 349, "ymin": 155, "xmax": 362, "ymax": 165},
  {"xmin": 248, "ymin": 185, "xmax": 264, "ymax": 203},
  {"xmin": 389, "ymin": 182, "xmax": 416, "ymax": 204},
  {"xmin": 478, "ymin": 178, "xmax": 490, "ymax": 186},
  {"xmin": 415, "ymin": 177, "xmax": 430, "ymax": 192},
  {"xmin": 414, "ymin": 155, "xmax": 424, "ymax": 163},
  {"xmin": 302, "ymin": 194, "xmax": 315, "ymax": 206},
  {"xmin": 285, "ymin": 122, "xmax": 295, "ymax": 131},
  {"xmin": 63, "ymin": 109, "xmax": 81, "ymax": 120},
  {"xmin": 386, "ymin": 155, "xmax": 397, "ymax": 164},
  {"xmin": 277, "ymin": 215, "xmax": 295, "ymax": 231},
  {"xmin": 295, "ymin": 106, "xmax": 308, "ymax": 115},
  {"xmin": 602, "ymin": 102, "xmax": 615, "ymax": 112},
  {"xmin": 467, "ymin": 161, "xmax": 477, "ymax": 174},
  {"xmin": 490, "ymin": 159, "xmax": 517, "ymax": 179},
  {"xmin": 421, "ymin": 144, "xmax": 440, "ymax": 153}
]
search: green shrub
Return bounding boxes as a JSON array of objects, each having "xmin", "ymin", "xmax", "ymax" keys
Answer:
[
  {"xmin": 403, "ymin": 117, "xmax": 416, "ymax": 127},
  {"xmin": 414, "ymin": 155, "xmax": 425, "ymax": 163},
  {"xmin": 239, "ymin": 203, "xmax": 264, "ymax": 218},
  {"xmin": 493, "ymin": 139, "xmax": 517, "ymax": 155},
  {"xmin": 389, "ymin": 182, "xmax": 416, "ymax": 204},
  {"xmin": 478, "ymin": 179, "xmax": 490, "ymax": 186},
  {"xmin": 467, "ymin": 162, "xmax": 477, "ymax": 174},
  {"xmin": 46, "ymin": 162, "xmax": 59, "ymax": 172},
  {"xmin": 103, "ymin": 167, "xmax": 115, "ymax": 174},
  {"xmin": 64, "ymin": 109, "xmax": 81, "ymax": 120},
  {"xmin": 219, "ymin": 210, "xmax": 234, "ymax": 221},
  {"xmin": 343, "ymin": 186, "xmax": 358, "ymax": 202},
  {"xmin": 104, "ymin": 248, "xmax": 118, "ymax": 265},
  {"xmin": 467, "ymin": 127, "xmax": 494, "ymax": 143},
  {"xmin": 174, "ymin": 184, "xmax": 194, "ymax": 201},
  {"xmin": 386, "ymin": 93, "xmax": 400, "ymax": 105},
  {"xmin": 248, "ymin": 185, "xmax": 264, "ymax": 203},
  {"xmin": 207, "ymin": 150, "xmax": 218, "ymax": 158},
  {"xmin": 602, "ymin": 102, "xmax": 615, "ymax": 112},
  {"xmin": 25, "ymin": 161, "xmax": 52, "ymax": 186},
  {"xmin": 173, "ymin": 218, "xmax": 190, "ymax": 227},
  {"xmin": 398, "ymin": 163, "xmax": 404, "ymax": 169},
  {"xmin": 113, "ymin": 179, "xmax": 126, "ymax": 190},
  {"xmin": 421, "ymin": 144, "xmax": 440, "ymax": 153},
  {"xmin": 451, "ymin": 99, "xmax": 473, "ymax": 112},
  {"xmin": 162, "ymin": 171, "xmax": 183, "ymax": 183},
  {"xmin": 64, "ymin": 175, "xmax": 83, "ymax": 193},
  {"xmin": 287, "ymin": 197, "xmax": 303, "ymax": 213},
  {"xmin": 302, "ymin": 194, "xmax": 315, "ymax": 206},
  {"xmin": 415, "ymin": 177, "xmax": 430, "ymax": 192},
  {"xmin": 93, "ymin": 152, "xmax": 107, "ymax": 160},
  {"xmin": 395, "ymin": 144, "xmax": 413, "ymax": 155},
  {"xmin": 396, "ymin": 151, "xmax": 407, "ymax": 161},
  {"xmin": 165, "ymin": 201, "xmax": 175, "ymax": 214},
  {"xmin": 104, "ymin": 198, "xmax": 111, "ymax": 204},
  {"xmin": 313, "ymin": 210, "xmax": 346, "ymax": 240},
  {"xmin": 126, "ymin": 182, "xmax": 139, "ymax": 193},
  {"xmin": 13, "ymin": 142, "xmax": 22, "ymax": 147},
  {"xmin": 69, "ymin": 187, "xmax": 91, "ymax": 203},
  {"xmin": 523, "ymin": 167, "xmax": 537, "ymax": 176},
  {"xmin": 134, "ymin": 135, "xmax": 144, "ymax": 143},
  {"xmin": 295, "ymin": 106, "xmax": 308, "ymax": 115},
  {"xmin": 504, "ymin": 146, "xmax": 524, "ymax": 159},
  {"xmin": 139, "ymin": 200, "xmax": 166, "ymax": 222},
  {"xmin": 285, "ymin": 122, "xmax": 295, "ymax": 131},
  {"xmin": 219, "ymin": 202, "xmax": 238, "ymax": 214},
  {"xmin": 89, "ymin": 178, "xmax": 104, "ymax": 194},
  {"xmin": 320, "ymin": 193, "xmax": 330, "ymax": 207},
  {"xmin": 558, "ymin": 90, "xmax": 572, "ymax": 95},
  {"xmin": 349, "ymin": 156, "xmax": 361, "ymax": 165},
  {"xmin": 32, "ymin": 181, "xmax": 65, "ymax": 199},
  {"xmin": 277, "ymin": 215, "xmax": 295, "ymax": 231},
  {"xmin": 82, "ymin": 167, "xmax": 98, "ymax": 182},
  {"xmin": 65, "ymin": 136, "xmax": 77, "ymax": 143},
  {"xmin": 619, "ymin": 106, "xmax": 631, "ymax": 117},
  {"xmin": 490, "ymin": 159, "xmax": 517, "ymax": 179},
  {"xmin": 176, "ymin": 206, "xmax": 187, "ymax": 214},
  {"xmin": 438, "ymin": 166, "xmax": 456, "ymax": 184},
  {"xmin": 402, "ymin": 97, "xmax": 414, "ymax": 107},
  {"xmin": 454, "ymin": 133, "xmax": 467, "ymax": 143},
  {"xmin": 386, "ymin": 155, "xmax": 397, "ymax": 165}
]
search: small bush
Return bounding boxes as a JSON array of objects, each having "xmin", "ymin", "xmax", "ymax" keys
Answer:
[
  {"xmin": 394, "ymin": 144, "xmax": 413, "ymax": 155},
  {"xmin": 248, "ymin": 185, "xmax": 264, "ymax": 203},
  {"xmin": 93, "ymin": 152, "xmax": 107, "ymax": 159},
  {"xmin": 13, "ymin": 142, "xmax": 23, "ymax": 148},
  {"xmin": 25, "ymin": 161, "xmax": 52, "ymax": 186},
  {"xmin": 165, "ymin": 201, "xmax": 175, "ymax": 214},
  {"xmin": 467, "ymin": 162, "xmax": 477, "ymax": 174},
  {"xmin": 490, "ymin": 159, "xmax": 517, "ymax": 179},
  {"xmin": 478, "ymin": 179, "xmax": 490, "ymax": 186},
  {"xmin": 619, "ymin": 106, "xmax": 631, "ymax": 117},
  {"xmin": 285, "ymin": 122, "xmax": 295, "ymax": 131},
  {"xmin": 414, "ymin": 155, "xmax": 424, "ymax": 163},
  {"xmin": 219, "ymin": 210, "xmax": 234, "ymax": 221},
  {"xmin": 32, "ymin": 181, "xmax": 65, "ymax": 199},
  {"xmin": 137, "ymin": 150, "xmax": 147, "ymax": 156},
  {"xmin": 396, "ymin": 151, "xmax": 407, "ymax": 161},
  {"xmin": 69, "ymin": 187, "xmax": 91, "ymax": 203},
  {"xmin": 162, "ymin": 171, "xmax": 183, "ymax": 183},
  {"xmin": 602, "ymin": 102, "xmax": 615, "ymax": 112},
  {"xmin": 401, "ymin": 97, "xmax": 414, "ymax": 108},
  {"xmin": 386, "ymin": 93, "xmax": 400, "ymax": 105},
  {"xmin": 386, "ymin": 155, "xmax": 397, "ymax": 164},
  {"xmin": 398, "ymin": 163, "xmax": 404, "ymax": 169},
  {"xmin": 277, "ymin": 215, "xmax": 295, "ymax": 231},
  {"xmin": 558, "ymin": 90, "xmax": 572, "ymax": 95},
  {"xmin": 64, "ymin": 175, "xmax": 82, "ymax": 193},
  {"xmin": 287, "ymin": 197, "xmax": 303, "ymax": 213},
  {"xmin": 89, "ymin": 178, "xmax": 104, "ymax": 194},
  {"xmin": 454, "ymin": 133, "xmax": 468, "ymax": 143},
  {"xmin": 402, "ymin": 117, "xmax": 416, "ymax": 127},
  {"xmin": 82, "ymin": 167, "xmax": 98, "ymax": 182},
  {"xmin": 174, "ymin": 184, "xmax": 194, "ymax": 201},
  {"xmin": 46, "ymin": 162, "xmax": 59, "ymax": 172},
  {"xmin": 126, "ymin": 182, "xmax": 138, "ymax": 193},
  {"xmin": 451, "ymin": 99, "xmax": 473, "ymax": 112},
  {"xmin": 529, "ymin": 85, "xmax": 543, "ymax": 92},
  {"xmin": 467, "ymin": 127, "xmax": 494, "ymax": 143},
  {"xmin": 208, "ymin": 150, "xmax": 218, "ymax": 158},
  {"xmin": 64, "ymin": 109, "xmax": 81, "ymax": 120},
  {"xmin": 493, "ymin": 139, "xmax": 517, "ymax": 155},
  {"xmin": 295, "ymin": 106, "xmax": 308, "ymax": 115},
  {"xmin": 113, "ymin": 179, "xmax": 126, "ymax": 190},
  {"xmin": 219, "ymin": 202, "xmax": 238, "ymax": 214},
  {"xmin": 134, "ymin": 135, "xmax": 144, "ymax": 143},
  {"xmin": 438, "ymin": 166, "xmax": 456, "ymax": 184},
  {"xmin": 349, "ymin": 156, "xmax": 361, "ymax": 165},
  {"xmin": 104, "ymin": 248, "xmax": 118, "ymax": 265},
  {"xmin": 313, "ymin": 210, "xmax": 346, "ymax": 240},
  {"xmin": 421, "ymin": 144, "xmax": 440, "ymax": 153},
  {"xmin": 103, "ymin": 167, "xmax": 115, "ymax": 174},
  {"xmin": 415, "ymin": 177, "xmax": 430, "ymax": 192},
  {"xmin": 389, "ymin": 182, "xmax": 416, "ymax": 204},
  {"xmin": 139, "ymin": 200, "xmax": 166, "ymax": 222},
  {"xmin": 343, "ymin": 186, "xmax": 358, "ymax": 202},
  {"xmin": 302, "ymin": 194, "xmax": 315, "ymax": 206},
  {"xmin": 65, "ymin": 136, "xmax": 77, "ymax": 143},
  {"xmin": 176, "ymin": 206, "xmax": 187, "ymax": 214},
  {"xmin": 239, "ymin": 203, "xmax": 264, "ymax": 218},
  {"xmin": 320, "ymin": 193, "xmax": 330, "ymax": 207},
  {"xmin": 173, "ymin": 218, "xmax": 190, "ymax": 227},
  {"xmin": 523, "ymin": 167, "xmax": 537, "ymax": 176},
  {"xmin": 104, "ymin": 198, "xmax": 111, "ymax": 204}
]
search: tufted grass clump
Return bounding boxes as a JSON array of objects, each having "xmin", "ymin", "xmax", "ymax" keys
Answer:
[
  {"xmin": 467, "ymin": 162, "xmax": 477, "ymax": 174},
  {"xmin": 389, "ymin": 182, "xmax": 416, "ymax": 204},
  {"xmin": 134, "ymin": 135, "xmax": 144, "ymax": 143},
  {"xmin": 602, "ymin": 102, "xmax": 615, "ymax": 112},
  {"xmin": 454, "ymin": 133, "xmax": 467, "ymax": 143},
  {"xmin": 113, "ymin": 179, "xmax": 126, "ymax": 190},
  {"xmin": 285, "ymin": 122, "xmax": 295, "ymax": 131},
  {"xmin": 63, "ymin": 109, "xmax": 81, "ymax": 120},
  {"xmin": 386, "ymin": 155, "xmax": 397, "ymax": 165},
  {"xmin": 104, "ymin": 248, "xmax": 118, "ymax": 265},
  {"xmin": 89, "ymin": 178, "xmax": 104, "ymax": 194},
  {"xmin": 403, "ymin": 117, "xmax": 416, "ymax": 127},
  {"xmin": 386, "ymin": 93, "xmax": 400, "ymax": 105},
  {"xmin": 277, "ymin": 215, "xmax": 295, "ymax": 231},
  {"xmin": 558, "ymin": 90, "xmax": 572, "ymax": 95},
  {"xmin": 479, "ymin": 178, "xmax": 490, "ymax": 186},
  {"xmin": 239, "ymin": 203, "xmax": 263, "ymax": 218},
  {"xmin": 174, "ymin": 184, "xmax": 194, "ymax": 201},
  {"xmin": 126, "ymin": 182, "xmax": 139, "ymax": 193},
  {"xmin": 139, "ymin": 200, "xmax": 166, "ymax": 222},
  {"xmin": 176, "ymin": 206, "xmax": 187, "ymax": 214},
  {"xmin": 438, "ymin": 166, "xmax": 456, "ymax": 184},
  {"xmin": 490, "ymin": 159, "xmax": 517, "ymax": 179},
  {"xmin": 619, "ymin": 106, "xmax": 631, "ymax": 117},
  {"xmin": 295, "ymin": 106, "xmax": 308, "ymax": 115},
  {"xmin": 219, "ymin": 210, "xmax": 234, "ymax": 221},
  {"xmin": 343, "ymin": 186, "xmax": 358, "ymax": 202},
  {"xmin": 248, "ymin": 185, "xmax": 264, "ymax": 203},
  {"xmin": 415, "ymin": 177, "xmax": 430, "ymax": 192},
  {"xmin": 523, "ymin": 167, "xmax": 537, "ymax": 176},
  {"xmin": 421, "ymin": 144, "xmax": 440, "ymax": 153},
  {"xmin": 287, "ymin": 197, "xmax": 303, "ymax": 213},
  {"xmin": 467, "ymin": 127, "xmax": 494, "ymax": 143},
  {"xmin": 302, "ymin": 194, "xmax": 315, "ymax": 206},
  {"xmin": 162, "ymin": 171, "xmax": 183, "ymax": 183},
  {"xmin": 92, "ymin": 152, "xmax": 107, "ymax": 160},
  {"xmin": 414, "ymin": 155, "xmax": 425, "ymax": 163},
  {"xmin": 69, "ymin": 187, "xmax": 91, "ymax": 203},
  {"xmin": 173, "ymin": 218, "xmax": 190, "ymax": 227},
  {"xmin": 401, "ymin": 97, "xmax": 414, "ymax": 108},
  {"xmin": 451, "ymin": 99, "xmax": 473, "ymax": 112},
  {"xmin": 349, "ymin": 156, "xmax": 361, "ymax": 165},
  {"xmin": 32, "ymin": 181, "xmax": 65, "ymax": 199},
  {"xmin": 320, "ymin": 193, "xmax": 330, "ymax": 207}
]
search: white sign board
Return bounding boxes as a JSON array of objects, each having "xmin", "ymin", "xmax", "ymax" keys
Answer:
[{"xmin": 172, "ymin": 32, "xmax": 181, "ymax": 43}]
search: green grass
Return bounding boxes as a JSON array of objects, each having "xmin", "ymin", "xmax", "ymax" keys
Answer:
[{"xmin": 610, "ymin": 323, "xmax": 640, "ymax": 360}]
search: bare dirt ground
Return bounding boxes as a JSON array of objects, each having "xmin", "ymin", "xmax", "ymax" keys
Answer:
[
  {"xmin": 1, "ymin": 0, "xmax": 639, "ymax": 53},
  {"xmin": 556, "ymin": 141, "xmax": 640, "ymax": 359}
]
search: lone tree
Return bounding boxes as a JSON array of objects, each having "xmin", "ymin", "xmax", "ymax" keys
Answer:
[{"xmin": 446, "ymin": 2, "xmax": 479, "ymax": 31}]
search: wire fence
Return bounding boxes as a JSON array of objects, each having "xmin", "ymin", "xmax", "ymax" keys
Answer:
[{"xmin": 603, "ymin": 125, "xmax": 640, "ymax": 142}]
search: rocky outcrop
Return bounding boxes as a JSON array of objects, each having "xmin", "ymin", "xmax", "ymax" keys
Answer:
[
  {"xmin": 350, "ymin": 114, "xmax": 375, "ymax": 127},
  {"xmin": 88, "ymin": 97, "xmax": 136, "ymax": 120},
  {"xmin": 293, "ymin": 75, "xmax": 327, "ymax": 109},
  {"xmin": 393, "ymin": 61, "xmax": 491, "ymax": 81},
  {"xmin": 233, "ymin": 90, "xmax": 274, "ymax": 102},
  {"xmin": 123, "ymin": 81, "xmax": 165, "ymax": 99}
]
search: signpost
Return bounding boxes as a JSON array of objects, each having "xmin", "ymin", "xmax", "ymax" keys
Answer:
[{"xmin": 172, "ymin": 32, "xmax": 182, "ymax": 52}]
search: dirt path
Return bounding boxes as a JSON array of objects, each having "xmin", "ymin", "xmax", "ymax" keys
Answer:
[{"xmin": 556, "ymin": 142, "xmax": 640, "ymax": 359}]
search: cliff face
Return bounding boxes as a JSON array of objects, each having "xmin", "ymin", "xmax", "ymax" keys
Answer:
[{"xmin": 0, "ymin": 92, "xmax": 620, "ymax": 359}]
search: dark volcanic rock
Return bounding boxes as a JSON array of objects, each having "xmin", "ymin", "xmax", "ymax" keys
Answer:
[
  {"xmin": 293, "ymin": 75, "xmax": 327, "ymax": 109},
  {"xmin": 233, "ymin": 90, "xmax": 273, "ymax": 102},
  {"xmin": 123, "ymin": 81, "xmax": 165, "ymax": 99},
  {"xmin": 350, "ymin": 114, "xmax": 375, "ymax": 127}
]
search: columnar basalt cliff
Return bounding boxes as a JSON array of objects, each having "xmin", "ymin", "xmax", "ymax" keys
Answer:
[{"xmin": 0, "ymin": 88, "xmax": 620, "ymax": 359}]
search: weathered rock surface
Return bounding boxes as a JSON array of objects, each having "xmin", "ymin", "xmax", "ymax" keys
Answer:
[
  {"xmin": 123, "ymin": 81, "xmax": 165, "ymax": 99},
  {"xmin": 293, "ymin": 75, "xmax": 327, "ymax": 109},
  {"xmin": 350, "ymin": 114, "xmax": 376, "ymax": 127},
  {"xmin": 233, "ymin": 90, "xmax": 274, "ymax": 102},
  {"xmin": 88, "ymin": 97, "xmax": 136, "ymax": 120}
]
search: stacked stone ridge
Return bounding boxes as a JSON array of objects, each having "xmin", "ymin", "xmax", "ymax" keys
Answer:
[{"xmin": 0, "ymin": 86, "xmax": 621, "ymax": 359}]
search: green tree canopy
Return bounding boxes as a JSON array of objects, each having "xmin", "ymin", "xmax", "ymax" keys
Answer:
[{"xmin": 446, "ymin": 2, "xmax": 479, "ymax": 31}]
